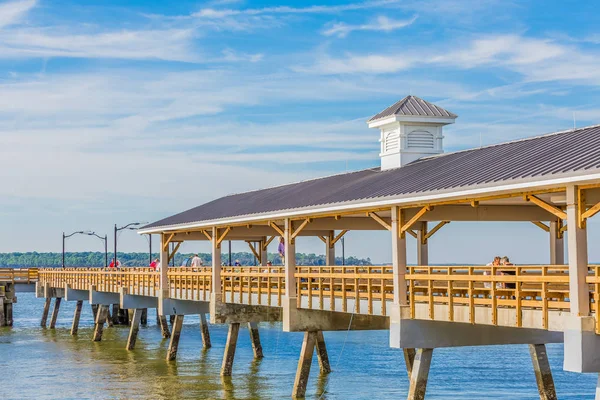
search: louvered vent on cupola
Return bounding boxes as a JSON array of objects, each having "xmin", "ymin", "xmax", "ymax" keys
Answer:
[{"xmin": 367, "ymin": 95, "xmax": 457, "ymax": 170}]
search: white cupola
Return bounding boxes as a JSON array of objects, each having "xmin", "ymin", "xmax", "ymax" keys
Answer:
[{"xmin": 367, "ymin": 95, "xmax": 457, "ymax": 170}]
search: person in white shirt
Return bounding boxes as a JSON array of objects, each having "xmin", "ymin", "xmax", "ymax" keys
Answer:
[
  {"xmin": 484, "ymin": 256, "xmax": 501, "ymax": 289},
  {"xmin": 191, "ymin": 254, "xmax": 203, "ymax": 267}
]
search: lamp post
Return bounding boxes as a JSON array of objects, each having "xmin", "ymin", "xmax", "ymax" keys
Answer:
[
  {"xmin": 114, "ymin": 222, "xmax": 146, "ymax": 268},
  {"xmin": 84, "ymin": 232, "xmax": 108, "ymax": 268},
  {"xmin": 62, "ymin": 231, "xmax": 84, "ymax": 268}
]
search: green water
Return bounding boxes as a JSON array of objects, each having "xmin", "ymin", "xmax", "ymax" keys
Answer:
[{"xmin": 0, "ymin": 293, "xmax": 596, "ymax": 399}]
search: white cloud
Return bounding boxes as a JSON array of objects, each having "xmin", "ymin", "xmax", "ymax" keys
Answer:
[
  {"xmin": 323, "ymin": 15, "xmax": 417, "ymax": 38},
  {"xmin": 0, "ymin": 0, "xmax": 35, "ymax": 28}
]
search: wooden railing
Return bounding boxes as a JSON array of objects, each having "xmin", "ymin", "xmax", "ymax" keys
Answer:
[
  {"xmin": 221, "ymin": 266, "xmax": 286, "ymax": 307},
  {"xmin": 168, "ymin": 267, "xmax": 212, "ymax": 301},
  {"xmin": 0, "ymin": 268, "xmax": 39, "ymax": 284}
]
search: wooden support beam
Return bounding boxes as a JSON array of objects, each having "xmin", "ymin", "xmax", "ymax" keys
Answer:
[
  {"xmin": 168, "ymin": 242, "xmax": 182, "ymax": 263},
  {"xmin": 166, "ymin": 315, "xmax": 184, "ymax": 361},
  {"xmin": 404, "ymin": 348, "xmax": 416, "ymax": 379},
  {"xmin": 49, "ymin": 297, "xmax": 61, "ymax": 329},
  {"xmin": 200, "ymin": 313, "xmax": 211, "ymax": 349},
  {"xmin": 293, "ymin": 331, "xmax": 317, "ymax": 398},
  {"xmin": 525, "ymin": 195, "xmax": 567, "ymax": 220},
  {"xmin": 291, "ymin": 218, "xmax": 312, "ymax": 241},
  {"xmin": 248, "ymin": 322, "xmax": 264, "ymax": 359},
  {"xmin": 201, "ymin": 229, "xmax": 212, "ymax": 241},
  {"xmin": 221, "ymin": 323, "xmax": 240, "ymax": 376},
  {"xmin": 330, "ymin": 230, "xmax": 348, "ymax": 246},
  {"xmin": 401, "ymin": 206, "xmax": 432, "ymax": 234},
  {"xmin": 471, "ymin": 200, "xmax": 479, "ymax": 208},
  {"xmin": 578, "ymin": 188, "xmax": 587, "ymax": 229},
  {"xmin": 269, "ymin": 222, "xmax": 284, "ymax": 237},
  {"xmin": 247, "ymin": 241, "xmax": 261, "ymax": 263},
  {"xmin": 423, "ymin": 221, "xmax": 449, "ymax": 243},
  {"xmin": 92, "ymin": 305, "xmax": 109, "ymax": 342},
  {"xmin": 159, "ymin": 315, "xmax": 171, "ymax": 338},
  {"xmin": 407, "ymin": 348, "xmax": 433, "ymax": 400},
  {"xmin": 162, "ymin": 233, "xmax": 175, "ymax": 251},
  {"xmin": 262, "ymin": 235, "xmax": 275, "ymax": 250},
  {"xmin": 532, "ymin": 221, "xmax": 550, "ymax": 232},
  {"xmin": 582, "ymin": 200, "xmax": 600, "ymax": 220},
  {"xmin": 126, "ymin": 308, "xmax": 143, "ymax": 351},
  {"xmin": 70, "ymin": 300, "xmax": 83, "ymax": 335},
  {"xmin": 367, "ymin": 212, "xmax": 391, "ymax": 231},
  {"xmin": 217, "ymin": 227, "xmax": 232, "ymax": 246},
  {"xmin": 317, "ymin": 235, "xmax": 327, "ymax": 244},
  {"xmin": 406, "ymin": 229, "xmax": 417, "ymax": 239}
]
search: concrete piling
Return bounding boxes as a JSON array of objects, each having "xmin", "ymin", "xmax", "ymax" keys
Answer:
[
  {"xmin": 92, "ymin": 305, "xmax": 109, "ymax": 342},
  {"xmin": 159, "ymin": 315, "xmax": 171, "ymax": 338},
  {"xmin": 70, "ymin": 300, "xmax": 83, "ymax": 335},
  {"xmin": 407, "ymin": 348, "xmax": 433, "ymax": 400},
  {"xmin": 41, "ymin": 297, "xmax": 51, "ymax": 328},
  {"xmin": 292, "ymin": 331, "xmax": 318, "ymax": 399},
  {"xmin": 200, "ymin": 313, "xmax": 211, "ymax": 349},
  {"xmin": 315, "ymin": 331, "xmax": 331, "ymax": 374},
  {"xmin": 248, "ymin": 322, "xmax": 263, "ymax": 359},
  {"xmin": 49, "ymin": 297, "xmax": 62, "ymax": 329},
  {"xmin": 529, "ymin": 344, "xmax": 557, "ymax": 400},
  {"xmin": 127, "ymin": 308, "xmax": 143, "ymax": 350},
  {"xmin": 404, "ymin": 348, "xmax": 416, "ymax": 378},
  {"xmin": 141, "ymin": 308, "xmax": 148, "ymax": 325},
  {"xmin": 0, "ymin": 296, "xmax": 5, "ymax": 328},
  {"xmin": 5, "ymin": 302, "xmax": 13, "ymax": 327},
  {"xmin": 91, "ymin": 304, "xmax": 98, "ymax": 320},
  {"xmin": 166, "ymin": 315, "xmax": 184, "ymax": 361},
  {"xmin": 221, "ymin": 323, "xmax": 240, "ymax": 376}
]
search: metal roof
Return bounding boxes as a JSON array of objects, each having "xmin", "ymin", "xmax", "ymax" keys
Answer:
[
  {"xmin": 144, "ymin": 124, "xmax": 600, "ymax": 231},
  {"xmin": 368, "ymin": 95, "xmax": 457, "ymax": 122}
]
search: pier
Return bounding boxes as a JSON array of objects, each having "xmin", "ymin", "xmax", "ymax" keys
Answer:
[{"xmin": 6, "ymin": 96, "xmax": 600, "ymax": 399}]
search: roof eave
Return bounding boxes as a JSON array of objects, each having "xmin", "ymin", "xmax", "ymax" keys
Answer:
[
  {"xmin": 137, "ymin": 169, "xmax": 600, "ymax": 235},
  {"xmin": 367, "ymin": 114, "xmax": 457, "ymax": 128}
]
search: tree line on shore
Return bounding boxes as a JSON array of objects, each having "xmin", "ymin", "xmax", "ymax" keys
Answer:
[{"xmin": 0, "ymin": 252, "xmax": 372, "ymax": 268}]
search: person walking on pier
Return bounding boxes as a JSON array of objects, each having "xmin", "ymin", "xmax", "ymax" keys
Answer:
[
  {"xmin": 278, "ymin": 237, "xmax": 285, "ymax": 265},
  {"xmin": 150, "ymin": 258, "xmax": 159, "ymax": 270},
  {"xmin": 191, "ymin": 254, "xmax": 203, "ymax": 267}
]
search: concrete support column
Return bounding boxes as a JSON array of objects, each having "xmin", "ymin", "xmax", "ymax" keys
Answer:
[
  {"xmin": 391, "ymin": 207, "xmax": 408, "ymax": 306},
  {"xmin": 315, "ymin": 331, "xmax": 331, "ymax": 373},
  {"xmin": 0, "ymin": 299, "xmax": 5, "ymax": 327},
  {"xmin": 566, "ymin": 185, "xmax": 589, "ymax": 316},
  {"xmin": 529, "ymin": 344, "xmax": 557, "ymax": 400},
  {"xmin": 212, "ymin": 227, "xmax": 222, "ymax": 296},
  {"xmin": 407, "ymin": 348, "xmax": 433, "ymax": 400},
  {"xmin": 248, "ymin": 322, "xmax": 263, "ymax": 359},
  {"xmin": 91, "ymin": 304, "xmax": 98, "ymax": 320},
  {"xmin": 126, "ymin": 308, "xmax": 143, "ymax": 350},
  {"xmin": 49, "ymin": 297, "xmax": 62, "ymax": 329},
  {"xmin": 416, "ymin": 222, "xmax": 428, "ymax": 266},
  {"xmin": 92, "ymin": 305, "xmax": 109, "ymax": 342},
  {"xmin": 5, "ymin": 302, "xmax": 12, "ymax": 327},
  {"xmin": 70, "ymin": 300, "xmax": 83, "ymax": 335},
  {"xmin": 159, "ymin": 315, "xmax": 171, "ymax": 338},
  {"xmin": 284, "ymin": 218, "xmax": 297, "ymax": 298},
  {"xmin": 200, "ymin": 313, "xmax": 211, "ymax": 349},
  {"xmin": 549, "ymin": 221, "xmax": 564, "ymax": 265},
  {"xmin": 260, "ymin": 237, "xmax": 268, "ymax": 266},
  {"xmin": 404, "ymin": 348, "xmax": 416, "ymax": 378},
  {"xmin": 41, "ymin": 297, "xmax": 51, "ymax": 328},
  {"xmin": 112, "ymin": 304, "xmax": 120, "ymax": 326},
  {"xmin": 293, "ymin": 331, "xmax": 318, "ymax": 398},
  {"xmin": 325, "ymin": 231, "xmax": 335, "ymax": 266},
  {"xmin": 159, "ymin": 233, "xmax": 169, "ymax": 314},
  {"xmin": 141, "ymin": 308, "xmax": 148, "ymax": 325},
  {"xmin": 166, "ymin": 315, "xmax": 184, "ymax": 361},
  {"xmin": 596, "ymin": 374, "xmax": 600, "ymax": 400},
  {"xmin": 221, "ymin": 322, "xmax": 240, "ymax": 376}
]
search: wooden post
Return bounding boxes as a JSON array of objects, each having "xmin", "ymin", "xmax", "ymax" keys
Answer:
[
  {"xmin": 91, "ymin": 304, "xmax": 98, "ymax": 320},
  {"xmin": 92, "ymin": 305, "xmax": 109, "ymax": 342},
  {"xmin": 200, "ymin": 313, "xmax": 211, "ymax": 349},
  {"xmin": 549, "ymin": 221, "xmax": 564, "ymax": 265},
  {"xmin": 141, "ymin": 308, "xmax": 148, "ymax": 325},
  {"xmin": 529, "ymin": 344, "xmax": 557, "ymax": 400},
  {"xmin": 416, "ymin": 222, "xmax": 428, "ymax": 266},
  {"xmin": 566, "ymin": 185, "xmax": 589, "ymax": 316},
  {"xmin": 5, "ymin": 302, "xmax": 12, "ymax": 327},
  {"xmin": 41, "ymin": 297, "xmax": 51, "ymax": 328},
  {"xmin": 407, "ymin": 348, "xmax": 433, "ymax": 400},
  {"xmin": 315, "ymin": 331, "xmax": 331, "ymax": 373},
  {"xmin": 165, "ymin": 315, "xmax": 184, "ymax": 360},
  {"xmin": 248, "ymin": 322, "xmax": 263, "ymax": 359},
  {"xmin": 391, "ymin": 207, "xmax": 408, "ymax": 305},
  {"xmin": 325, "ymin": 231, "xmax": 335, "ymax": 266},
  {"xmin": 212, "ymin": 227, "xmax": 222, "ymax": 297},
  {"xmin": 159, "ymin": 315, "xmax": 171, "ymax": 338},
  {"xmin": 49, "ymin": 297, "xmax": 62, "ymax": 329},
  {"xmin": 292, "ymin": 331, "xmax": 317, "ymax": 398},
  {"xmin": 404, "ymin": 348, "xmax": 416, "ymax": 378},
  {"xmin": 221, "ymin": 323, "xmax": 240, "ymax": 376},
  {"xmin": 112, "ymin": 304, "xmax": 120, "ymax": 325},
  {"xmin": 106, "ymin": 307, "xmax": 114, "ymax": 327},
  {"xmin": 70, "ymin": 300, "xmax": 83, "ymax": 335},
  {"xmin": 126, "ymin": 309, "xmax": 143, "ymax": 350}
]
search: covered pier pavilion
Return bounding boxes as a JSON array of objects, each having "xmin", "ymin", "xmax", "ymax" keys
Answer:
[{"xmin": 37, "ymin": 96, "xmax": 600, "ymax": 399}]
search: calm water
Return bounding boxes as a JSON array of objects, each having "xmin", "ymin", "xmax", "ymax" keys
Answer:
[{"xmin": 0, "ymin": 293, "xmax": 596, "ymax": 399}]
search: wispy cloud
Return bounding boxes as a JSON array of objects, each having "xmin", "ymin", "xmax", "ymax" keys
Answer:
[
  {"xmin": 192, "ymin": 0, "xmax": 400, "ymax": 18},
  {"xmin": 323, "ymin": 15, "xmax": 417, "ymax": 38},
  {"xmin": 0, "ymin": 0, "xmax": 35, "ymax": 29}
]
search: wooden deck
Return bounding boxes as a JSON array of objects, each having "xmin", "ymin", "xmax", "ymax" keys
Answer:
[{"xmin": 33, "ymin": 264, "xmax": 600, "ymax": 332}]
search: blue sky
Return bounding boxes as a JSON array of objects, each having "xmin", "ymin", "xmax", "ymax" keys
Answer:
[{"xmin": 2, "ymin": 0, "xmax": 600, "ymax": 263}]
